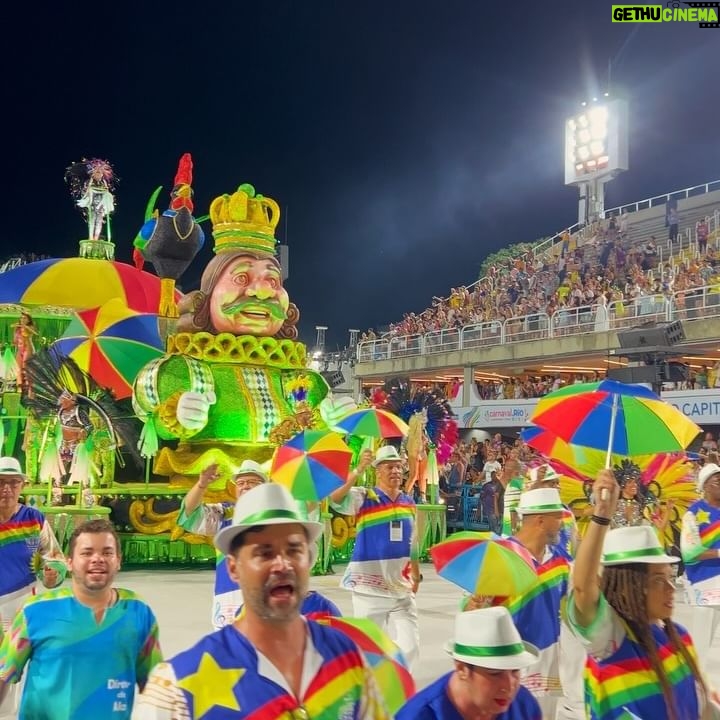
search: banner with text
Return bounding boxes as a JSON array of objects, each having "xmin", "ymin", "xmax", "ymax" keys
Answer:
[{"xmin": 456, "ymin": 390, "xmax": 720, "ymax": 429}]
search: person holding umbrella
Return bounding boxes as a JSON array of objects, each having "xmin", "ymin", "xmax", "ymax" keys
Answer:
[
  {"xmin": 465, "ymin": 487, "xmax": 581, "ymax": 719},
  {"xmin": 396, "ymin": 606, "xmax": 541, "ymax": 719},
  {"xmin": 567, "ymin": 469, "xmax": 717, "ymax": 719},
  {"xmin": 330, "ymin": 445, "xmax": 421, "ymax": 672}
]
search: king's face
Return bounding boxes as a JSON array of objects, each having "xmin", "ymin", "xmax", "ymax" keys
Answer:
[{"xmin": 210, "ymin": 254, "xmax": 289, "ymax": 336}]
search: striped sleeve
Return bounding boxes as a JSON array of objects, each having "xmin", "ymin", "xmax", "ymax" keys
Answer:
[
  {"xmin": 680, "ymin": 511, "xmax": 705, "ymax": 563},
  {"xmin": 0, "ymin": 609, "xmax": 31, "ymax": 684},
  {"xmin": 131, "ymin": 662, "xmax": 190, "ymax": 720}
]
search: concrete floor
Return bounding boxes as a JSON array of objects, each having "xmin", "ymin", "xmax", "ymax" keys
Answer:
[{"xmin": 118, "ymin": 563, "xmax": 720, "ymax": 692}]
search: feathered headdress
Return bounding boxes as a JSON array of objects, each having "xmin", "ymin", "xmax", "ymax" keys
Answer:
[
  {"xmin": 21, "ymin": 347, "xmax": 141, "ymax": 468},
  {"xmin": 64, "ymin": 158, "xmax": 117, "ymax": 200},
  {"xmin": 373, "ymin": 377, "xmax": 458, "ymax": 463}
]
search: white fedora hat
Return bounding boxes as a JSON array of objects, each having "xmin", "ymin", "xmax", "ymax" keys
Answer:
[
  {"xmin": 233, "ymin": 459, "xmax": 269, "ymax": 483},
  {"xmin": 215, "ymin": 483, "xmax": 323, "ymax": 557},
  {"xmin": 602, "ymin": 526, "xmax": 680, "ymax": 566},
  {"xmin": 372, "ymin": 445, "xmax": 402, "ymax": 467},
  {"xmin": 0, "ymin": 457, "xmax": 27, "ymax": 479},
  {"xmin": 528, "ymin": 465, "xmax": 560, "ymax": 485},
  {"xmin": 517, "ymin": 488, "xmax": 564, "ymax": 516},
  {"xmin": 698, "ymin": 462, "xmax": 720, "ymax": 493},
  {"xmin": 445, "ymin": 607, "xmax": 539, "ymax": 670}
]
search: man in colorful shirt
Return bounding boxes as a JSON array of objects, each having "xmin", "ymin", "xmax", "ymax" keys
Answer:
[
  {"xmin": 680, "ymin": 461, "xmax": 720, "ymax": 670},
  {"xmin": 133, "ymin": 483, "xmax": 389, "ymax": 719},
  {"xmin": 0, "ymin": 456, "xmax": 65, "ymax": 720},
  {"xmin": 177, "ymin": 459, "xmax": 268, "ymax": 629},
  {"xmin": 330, "ymin": 445, "xmax": 421, "ymax": 672},
  {"xmin": 0, "ymin": 518, "xmax": 162, "ymax": 719},
  {"xmin": 469, "ymin": 488, "xmax": 578, "ymax": 718}
]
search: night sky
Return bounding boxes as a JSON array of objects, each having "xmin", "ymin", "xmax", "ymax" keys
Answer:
[{"xmin": 4, "ymin": 2, "xmax": 717, "ymax": 348}]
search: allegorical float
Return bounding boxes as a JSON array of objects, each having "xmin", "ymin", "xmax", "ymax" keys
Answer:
[{"xmin": 0, "ymin": 154, "xmax": 452, "ymax": 568}]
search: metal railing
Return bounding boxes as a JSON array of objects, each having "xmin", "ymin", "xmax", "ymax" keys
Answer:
[
  {"xmin": 602, "ymin": 179, "xmax": 720, "ymax": 219},
  {"xmin": 356, "ymin": 283, "xmax": 720, "ymax": 363}
]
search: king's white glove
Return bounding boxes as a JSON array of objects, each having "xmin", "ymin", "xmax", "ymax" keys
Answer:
[{"xmin": 176, "ymin": 391, "xmax": 216, "ymax": 431}]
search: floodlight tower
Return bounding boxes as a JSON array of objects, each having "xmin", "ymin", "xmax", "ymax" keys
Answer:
[
  {"xmin": 564, "ymin": 94, "xmax": 629, "ymax": 226},
  {"xmin": 314, "ymin": 326, "xmax": 328, "ymax": 355}
]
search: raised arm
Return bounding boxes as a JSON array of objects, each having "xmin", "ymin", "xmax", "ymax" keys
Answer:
[
  {"xmin": 571, "ymin": 469, "xmax": 620, "ymax": 628},
  {"xmin": 330, "ymin": 450, "xmax": 373, "ymax": 504},
  {"xmin": 183, "ymin": 464, "xmax": 218, "ymax": 516}
]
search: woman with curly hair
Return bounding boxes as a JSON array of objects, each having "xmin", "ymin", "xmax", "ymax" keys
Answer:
[{"xmin": 567, "ymin": 469, "xmax": 717, "ymax": 719}]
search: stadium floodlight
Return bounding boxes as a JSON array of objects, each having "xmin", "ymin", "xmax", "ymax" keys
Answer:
[{"xmin": 564, "ymin": 96, "xmax": 629, "ymax": 225}]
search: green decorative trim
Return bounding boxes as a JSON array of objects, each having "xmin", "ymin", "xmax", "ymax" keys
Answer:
[
  {"xmin": 520, "ymin": 504, "xmax": 565, "ymax": 513},
  {"xmin": 454, "ymin": 642, "xmax": 525, "ymax": 657},
  {"xmin": 603, "ymin": 546, "xmax": 665, "ymax": 562},
  {"xmin": 238, "ymin": 508, "xmax": 303, "ymax": 525}
]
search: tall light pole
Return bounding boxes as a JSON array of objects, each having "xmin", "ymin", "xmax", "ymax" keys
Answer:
[{"xmin": 564, "ymin": 95, "xmax": 629, "ymax": 225}]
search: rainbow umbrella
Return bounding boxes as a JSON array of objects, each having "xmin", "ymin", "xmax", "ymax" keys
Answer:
[
  {"xmin": 430, "ymin": 531, "xmax": 538, "ymax": 597},
  {"xmin": 334, "ymin": 407, "xmax": 409, "ymax": 438},
  {"xmin": 313, "ymin": 615, "xmax": 415, "ymax": 715},
  {"xmin": 530, "ymin": 379, "xmax": 701, "ymax": 465},
  {"xmin": 521, "ymin": 425, "xmax": 619, "ymax": 480},
  {"xmin": 51, "ymin": 298, "xmax": 164, "ymax": 399},
  {"xmin": 0, "ymin": 258, "xmax": 181, "ymax": 313},
  {"xmin": 270, "ymin": 429, "xmax": 353, "ymax": 501}
]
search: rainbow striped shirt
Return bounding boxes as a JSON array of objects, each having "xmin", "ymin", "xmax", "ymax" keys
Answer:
[
  {"xmin": 0, "ymin": 505, "xmax": 45, "ymax": 596},
  {"xmin": 504, "ymin": 541, "xmax": 571, "ymax": 651},
  {"xmin": 340, "ymin": 487, "xmax": 417, "ymax": 597},
  {"xmin": 567, "ymin": 594, "xmax": 699, "ymax": 720}
]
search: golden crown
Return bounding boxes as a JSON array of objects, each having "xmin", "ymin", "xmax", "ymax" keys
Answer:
[{"xmin": 209, "ymin": 183, "xmax": 280, "ymax": 255}]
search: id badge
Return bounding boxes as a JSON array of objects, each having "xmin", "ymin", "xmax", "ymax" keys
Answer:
[{"xmin": 390, "ymin": 520, "xmax": 403, "ymax": 542}]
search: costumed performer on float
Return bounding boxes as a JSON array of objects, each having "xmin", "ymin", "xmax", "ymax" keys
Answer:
[
  {"xmin": 65, "ymin": 158, "xmax": 117, "ymax": 244},
  {"xmin": 132, "ymin": 183, "xmax": 329, "ymax": 484},
  {"xmin": 11, "ymin": 311, "xmax": 38, "ymax": 391},
  {"xmin": 21, "ymin": 348, "xmax": 140, "ymax": 508}
]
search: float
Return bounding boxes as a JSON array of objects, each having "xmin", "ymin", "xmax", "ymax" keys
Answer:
[{"xmin": 2, "ymin": 155, "xmax": 451, "ymax": 569}]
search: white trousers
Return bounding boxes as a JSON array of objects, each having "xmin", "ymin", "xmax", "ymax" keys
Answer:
[
  {"xmin": 689, "ymin": 604, "xmax": 720, "ymax": 674},
  {"xmin": 0, "ymin": 584, "xmax": 35, "ymax": 720},
  {"xmin": 351, "ymin": 591, "xmax": 420, "ymax": 672},
  {"xmin": 556, "ymin": 622, "xmax": 587, "ymax": 720}
]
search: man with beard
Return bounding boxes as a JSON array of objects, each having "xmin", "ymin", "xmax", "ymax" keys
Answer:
[
  {"xmin": 0, "ymin": 519, "xmax": 162, "ymax": 719},
  {"xmin": 465, "ymin": 488, "xmax": 578, "ymax": 719},
  {"xmin": 133, "ymin": 483, "xmax": 390, "ymax": 719}
]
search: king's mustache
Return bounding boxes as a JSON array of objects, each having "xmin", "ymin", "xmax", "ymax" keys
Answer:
[{"xmin": 221, "ymin": 298, "xmax": 286, "ymax": 320}]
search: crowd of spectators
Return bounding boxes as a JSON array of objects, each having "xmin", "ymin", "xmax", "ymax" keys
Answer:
[
  {"xmin": 359, "ymin": 212, "xmax": 720, "ymax": 345},
  {"xmin": 0, "ymin": 253, "xmax": 51, "ymax": 273}
]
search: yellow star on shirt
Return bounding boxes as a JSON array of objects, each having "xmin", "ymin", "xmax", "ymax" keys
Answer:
[
  {"xmin": 695, "ymin": 509, "xmax": 711, "ymax": 525},
  {"xmin": 176, "ymin": 652, "xmax": 245, "ymax": 719}
]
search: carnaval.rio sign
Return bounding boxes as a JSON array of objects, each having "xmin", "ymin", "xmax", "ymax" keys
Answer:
[{"xmin": 455, "ymin": 389, "xmax": 720, "ymax": 429}]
